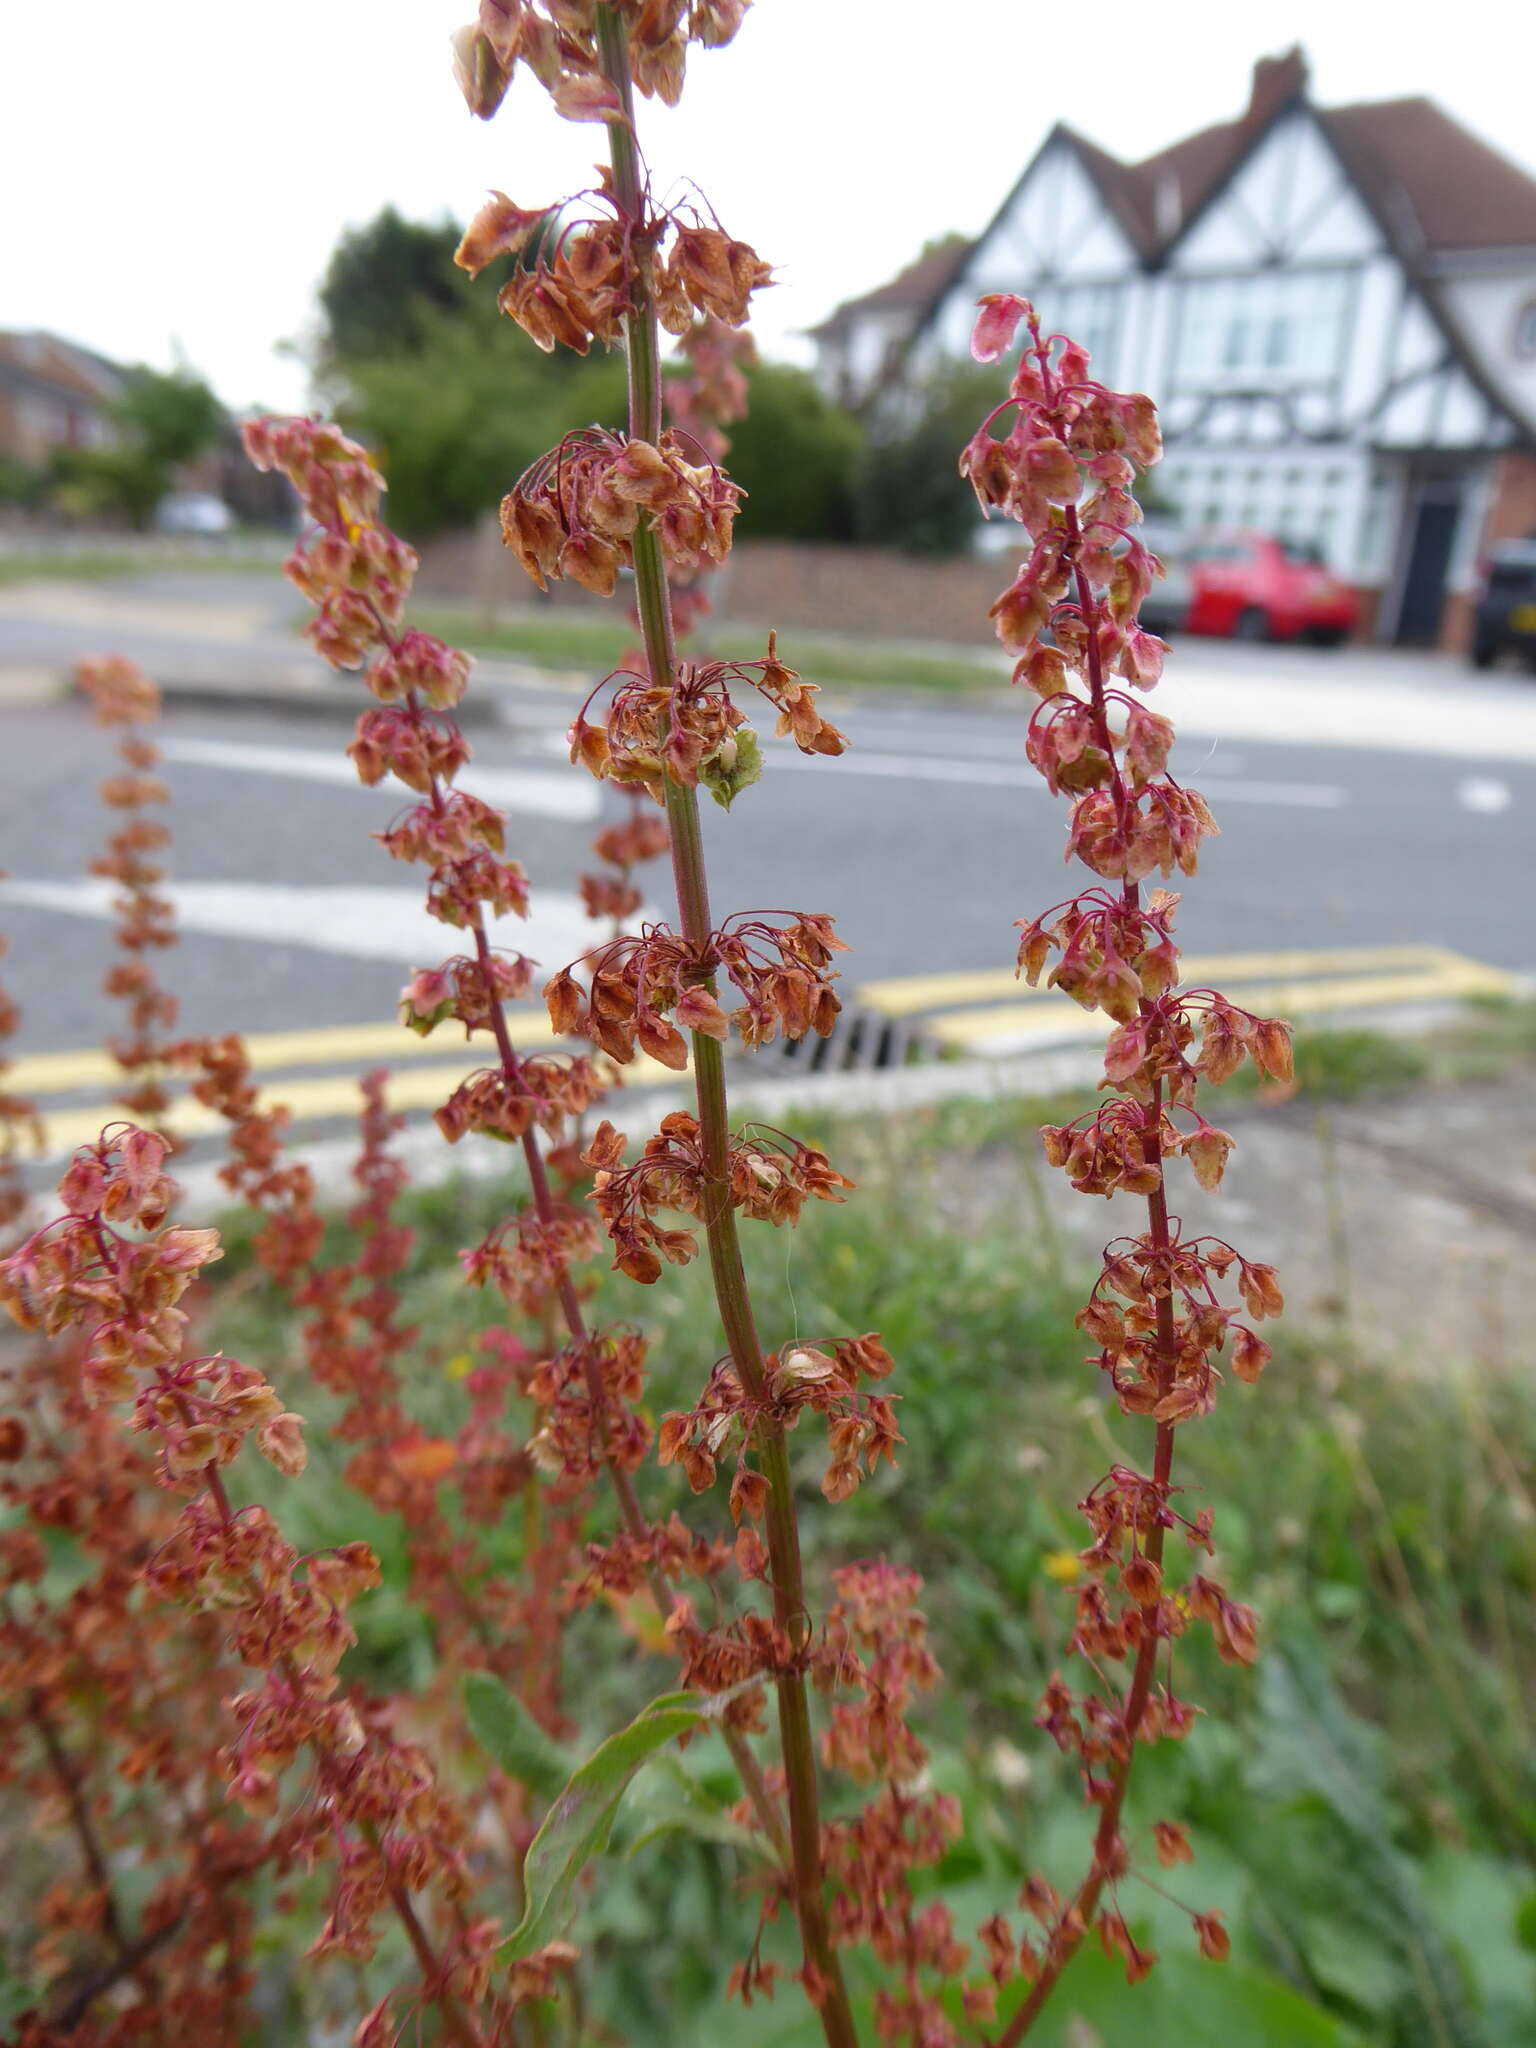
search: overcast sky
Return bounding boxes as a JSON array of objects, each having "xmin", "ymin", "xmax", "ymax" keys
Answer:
[{"xmin": 5, "ymin": 1, "xmax": 1534, "ymax": 413}]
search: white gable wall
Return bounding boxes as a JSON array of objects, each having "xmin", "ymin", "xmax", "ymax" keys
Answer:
[
  {"xmin": 1338, "ymin": 257, "xmax": 1403, "ymax": 423},
  {"xmin": 924, "ymin": 136, "xmax": 1143, "ymax": 372},
  {"xmin": 1441, "ymin": 263, "xmax": 1536, "ymax": 434},
  {"xmin": 1169, "ymin": 112, "xmax": 1379, "ymax": 271},
  {"xmin": 966, "ymin": 140, "xmax": 1140, "ymax": 285}
]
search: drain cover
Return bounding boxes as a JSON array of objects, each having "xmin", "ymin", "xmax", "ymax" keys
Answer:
[{"xmin": 732, "ymin": 1008, "xmax": 935, "ymax": 1076}]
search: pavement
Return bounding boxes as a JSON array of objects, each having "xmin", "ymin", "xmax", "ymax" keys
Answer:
[{"xmin": 946, "ymin": 1069, "xmax": 1536, "ymax": 1375}]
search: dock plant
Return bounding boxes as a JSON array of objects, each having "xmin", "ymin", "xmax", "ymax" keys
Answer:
[{"xmin": 0, "ymin": 7, "xmax": 1291, "ymax": 2043}]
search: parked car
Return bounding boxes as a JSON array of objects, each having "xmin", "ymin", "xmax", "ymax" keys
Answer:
[
  {"xmin": 1470, "ymin": 537, "xmax": 1536, "ymax": 670},
  {"xmin": 973, "ymin": 511, "xmax": 1194, "ymax": 636},
  {"xmin": 154, "ymin": 491, "xmax": 234, "ymax": 537},
  {"xmin": 1182, "ymin": 531, "xmax": 1359, "ymax": 646}
]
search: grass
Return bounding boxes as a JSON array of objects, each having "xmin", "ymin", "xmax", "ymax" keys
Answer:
[
  {"xmin": 1425, "ymin": 991, "xmax": 1536, "ymax": 1083},
  {"xmin": 0, "ymin": 550, "xmax": 143, "ymax": 587},
  {"xmin": 409, "ymin": 600, "xmax": 1007, "ymax": 694},
  {"xmin": 197, "ymin": 1072, "xmax": 1536, "ymax": 2042},
  {"xmin": 0, "ymin": 543, "xmax": 287, "ymax": 587}
]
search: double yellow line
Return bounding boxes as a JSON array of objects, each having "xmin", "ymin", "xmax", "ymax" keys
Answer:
[
  {"xmin": 858, "ymin": 944, "xmax": 1515, "ymax": 1053},
  {"xmin": 11, "ymin": 1010, "xmax": 686, "ymax": 1159},
  {"xmin": 10, "ymin": 945, "xmax": 1515, "ymax": 1158}
]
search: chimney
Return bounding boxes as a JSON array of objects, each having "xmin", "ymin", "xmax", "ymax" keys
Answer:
[{"xmin": 1246, "ymin": 47, "xmax": 1309, "ymax": 127}]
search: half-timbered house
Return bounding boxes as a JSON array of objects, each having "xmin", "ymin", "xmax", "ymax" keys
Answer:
[{"xmin": 814, "ymin": 51, "xmax": 1536, "ymax": 646}]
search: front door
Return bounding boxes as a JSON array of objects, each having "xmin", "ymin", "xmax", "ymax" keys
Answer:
[{"xmin": 1394, "ymin": 477, "xmax": 1464, "ymax": 645}]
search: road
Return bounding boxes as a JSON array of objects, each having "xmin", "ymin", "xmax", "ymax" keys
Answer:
[{"xmin": 2, "ymin": 572, "xmax": 1533, "ymax": 1150}]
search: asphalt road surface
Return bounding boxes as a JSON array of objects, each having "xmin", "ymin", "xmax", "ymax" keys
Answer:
[{"xmin": 3, "ymin": 572, "xmax": 1534, "ymax": 1150}]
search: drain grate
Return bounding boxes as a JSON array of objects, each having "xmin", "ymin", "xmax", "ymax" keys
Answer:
[{"xmin": 733, "ymin": 1007, "xmax": 936, "ymax": 1076}]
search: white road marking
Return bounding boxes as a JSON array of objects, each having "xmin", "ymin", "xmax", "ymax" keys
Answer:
[
  {"xmin": 160, "ymin": 735, "xmax": 600, "ymax": 822},
  {"xmin": 0, "ymin": 878, "xmax": 614, "ymax": 973},
  {"xmin": 763, "ymin": 747, "xmax": 1345, "ymax": 807},
  {"xmin": 523, "ymin": 724, "xmax": 1332, "ymax": 805},
  {"xmin": 850, "ymin": 726, "xmax": 1249, "ymax": 777},
  {"xmin": 1457, "ymin": 776, "xmax": 1512, "ymax": 814}
]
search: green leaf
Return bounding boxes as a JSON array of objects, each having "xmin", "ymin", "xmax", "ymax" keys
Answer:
[
  {"xmin": 1420, "ymin": 1848, "xmax": 1536, "ymax": 2021},
  {"xmin": 616, "ymin": 1753, "xmax": 770, "ymax": 1861},
  {"xmin": 1251, "ymin": 1644, "xmax": 1490, "ymax": 2048},
  {"xmin": 499, "ymin": 1689, "xmax": 714, "ymax": 1961},
  {"xmin": 980, "ymin": 1949, "xmax": 1368, "ymax": 2048},
  {"xmin": 702, "ymin": 724, "xmax": 763, "ymax": 810},
  {"xmin": 462, "ymin": 1671, "xmax": 576, "ymax": 1804}
]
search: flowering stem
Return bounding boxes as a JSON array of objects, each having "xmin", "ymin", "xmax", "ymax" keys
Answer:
[
  {"xmin": 472, "ymin": 922, "xmax": 787, "ymax": 1861},
  {"xmin": 186, "ymin": 1445, "xmax": 486, "ymax": 2048},
  {"xmin": 994, "ymin": 1426, "xmax": 1175, "ymax": 2046},
  {"xmin": 593, "ymin": 10, "xmax": 856, "ymax": 2038},
  {"xmin": 366, "ymin": 577, "xmax": 786, "ymax": 1855},
  {"xmin": 8, "ymin": 1633, "xmax": 138, "ymax": 1974},
  {"xmin": 52, "ymin": 1918, "xmax": 185, "ymax": 2032},
  {"xmin": 995, "ymin": 490, "xmax": 1186, "ymax": 2046}
]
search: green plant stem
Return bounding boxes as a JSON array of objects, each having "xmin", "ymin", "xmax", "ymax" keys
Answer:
[{"xmin": 594, "ymin": 11, "xmax": 858, "ymax": 2041}]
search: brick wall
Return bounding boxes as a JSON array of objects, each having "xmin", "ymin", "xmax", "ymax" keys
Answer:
[
  {"xmin": 1442, "ymin": 451, "xmax": 1536, "ymax": 653},
  {"xmin": 1482, "ymin": 450, "xmax": 1536, "ymax": 550},
  {"xmin": 416, "ymin": 523, "xmax": 1010, "ymax": 647}
]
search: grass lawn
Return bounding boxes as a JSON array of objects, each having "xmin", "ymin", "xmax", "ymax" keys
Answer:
[
  {"xmin": 411, "ymin": 600, "xmax": 1009, "ymax": 695},
  {"xmin": 0, "ymin": 550, "xmax": 143, "ymax": 587},
  {"xmin": 0, "ymin": 543, "xmax": 287, "ymax": 587}
]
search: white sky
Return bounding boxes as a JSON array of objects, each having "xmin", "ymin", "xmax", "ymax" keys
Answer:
[{"xmin": 5, "ymin": 1, "xmax": 1535, "ymax": 413}]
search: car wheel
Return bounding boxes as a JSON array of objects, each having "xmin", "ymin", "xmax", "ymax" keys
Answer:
[
  {"xmin": 1233, "ymin": 607, "xmax": 1269, "ymax": 643},
  {"xmin": 1470, "ymin": 636, "xmax": 1498, "ymax": 671}
]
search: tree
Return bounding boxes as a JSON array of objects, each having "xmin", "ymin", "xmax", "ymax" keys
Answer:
[
  {"xmin": 315, "ymin": 205, "xmax": 556, "ymax": 370},
  {"xmin": 43, "ymin": 365, "xmax": 225, "ymax": 531},
  {"xmin": 317, "ymin": 215, "xmax": 864, "ymax": 544},
  {"xmin": 339, "ymin": 314, "xmax": 628, "ymax": 540},
  {"xmin": 48, "ymin": 445, "xmax": 167, "ymax": 529},
  {"xmin": 854, "ymin": 362, "xmax": 1001, "ymax": 556},
  {"xmin": 715, "ymin": 363, "xmax": 864, "ymax": 543},
  {"xmin": 115, "ymin": 365, "xmax": 224, "ymax": 469}
]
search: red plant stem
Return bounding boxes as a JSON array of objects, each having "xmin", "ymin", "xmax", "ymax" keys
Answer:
[
  {"xmin": 7, "ymin": 1629, "xmax": 141, "ymax": 1980},
  {"xmin": 164, "ymin": 1415, "xmax": 487, "ymax": 2048},
  {"xmin": 593, "ymin": 11, "xmax": 856, "ymax": 2041},
  {"xmin": 53, "ymin": 1916, "xmax": 185, "ymax": 2031},
  {"xmin": 995, "ymin": 1419, "xmax": 1176, "ymax": 2044},
  {"xmin": 993, "ymin": 521, "xmax": 1183, "ymax": 2046}
]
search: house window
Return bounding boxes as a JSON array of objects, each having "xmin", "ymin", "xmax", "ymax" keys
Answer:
[
  {"xmin": 1179, "ymin": 271, "xmax": 1346, "ymax": 386},
  {"xmin": 1039, "ymin": 284, "xmax": 1120, "ymax": 377}
]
